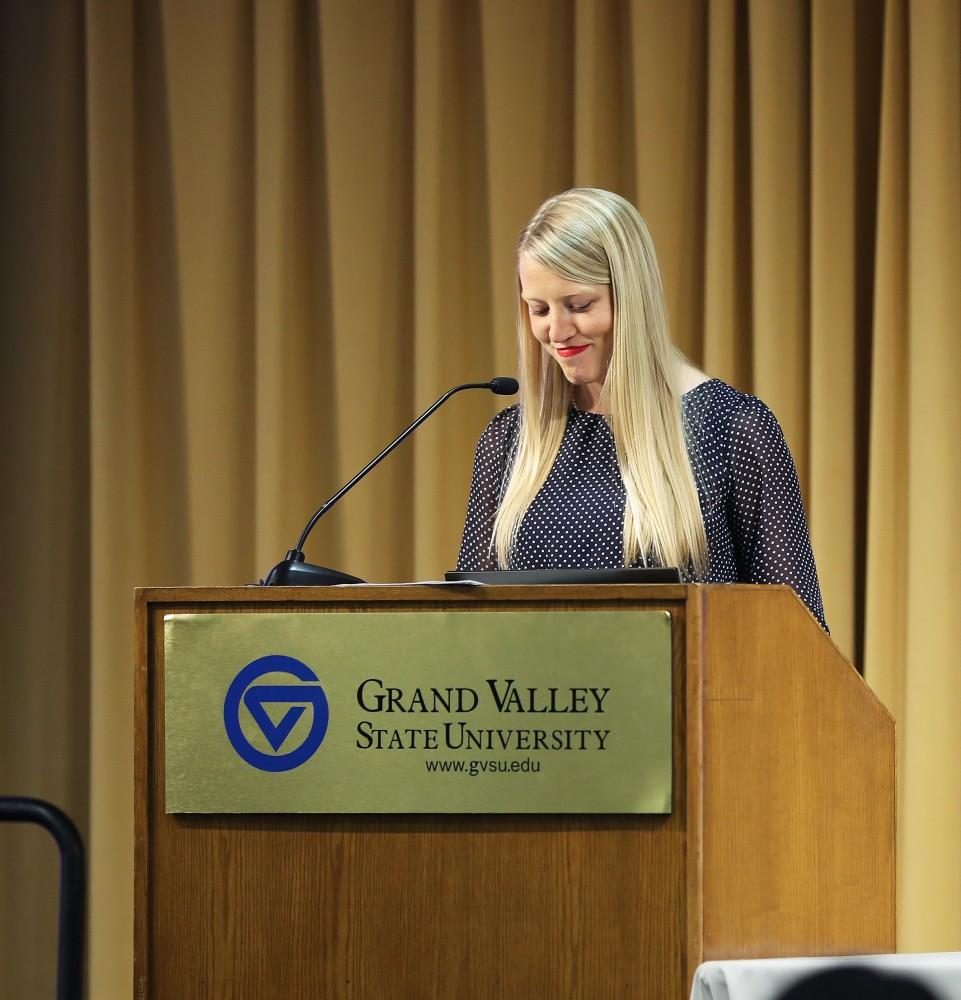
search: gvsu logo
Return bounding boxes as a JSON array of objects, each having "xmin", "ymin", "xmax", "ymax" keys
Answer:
[{"xmin": 223, "ymin": 655, "xmax": 329, "ymax": 772}]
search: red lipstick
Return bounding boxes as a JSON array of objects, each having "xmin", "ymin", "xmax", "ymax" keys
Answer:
[{"xmin": 556, "ymin": 345, "xmax": 590, "ymax": 358}]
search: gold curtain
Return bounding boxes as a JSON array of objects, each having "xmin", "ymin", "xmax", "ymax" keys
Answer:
[
  {"xmin": 0, "ymin": 0, "xmax": 957, "ymax": 995},
  {"xmin": 0, "ymin": 5, "xmax": 90, "ymax": 998}
]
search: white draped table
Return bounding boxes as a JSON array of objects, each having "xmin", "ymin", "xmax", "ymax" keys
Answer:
[{"xmin": 690, "ymin": 953, "xmax": 961, "ymax": 1000}]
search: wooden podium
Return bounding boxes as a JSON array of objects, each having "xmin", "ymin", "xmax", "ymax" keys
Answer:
[{"xmin": 135, "ymin": 584, "xmax": 894, "ymax": 999}]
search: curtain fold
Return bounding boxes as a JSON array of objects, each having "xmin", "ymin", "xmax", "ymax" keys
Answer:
[
  {"xmin": 0, "ymin": 1, "xmax": 957, "ymax": 994},
  {"xmin": 899, "ymin": 0, "xmax": 961, "ymax": 951},
  {"xmin": 629, "ymin": 0, "xmax": 708, "ymax": 364},
  {"xmin": 748, "ymin": 0, "xmax": 811, "ymax": 481},
  {"xmin": 0, "ymin": 3, "xmax": 89, "ymax": 996},
  {"xmin": 703, "ymin": 0, "xmax": 754, "ymax": 391},
  {"xmin": 254, "ymin": 0, "xmax": 338, "ymax": 572},
  {"xmin": 809, "ymin": 0, "xmax": 857, "ymax": 658}
]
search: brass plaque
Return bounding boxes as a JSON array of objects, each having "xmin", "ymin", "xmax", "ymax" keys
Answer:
[{"xmin": 164, "ymin": 610, "xmax": 672, "ymax": 814}]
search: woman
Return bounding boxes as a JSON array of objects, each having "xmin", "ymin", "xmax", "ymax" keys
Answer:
[{"xmin": 457, "ymin": 188, "xmax": 828, "ymax": 631}]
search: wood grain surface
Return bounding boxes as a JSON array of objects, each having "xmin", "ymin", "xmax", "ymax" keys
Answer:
[
  {"xmin": 134, "ymin": 584, "xmax": 895, "ymax": 999},
  {"xmin": 699, "ymin": 586, "xmax": 896, "ymax": 958},
  {"xmin": 136, "ymin": 586, "xmax": 694, "ymax": 999}
]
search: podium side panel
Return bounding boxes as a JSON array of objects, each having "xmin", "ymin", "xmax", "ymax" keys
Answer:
[{"xmin": 701, "ymin": 585, "xmax": 896, "ymax": 958}]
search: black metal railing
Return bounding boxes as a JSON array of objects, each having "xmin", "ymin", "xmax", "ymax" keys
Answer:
[{"xmin": 0, "ymin": 797, "xmax": 85, "ymax": 1000}]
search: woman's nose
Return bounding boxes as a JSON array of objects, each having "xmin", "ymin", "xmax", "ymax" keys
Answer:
[{"xmin": 548, "ymin": 313, "xmax": 575, "ymax": 342}]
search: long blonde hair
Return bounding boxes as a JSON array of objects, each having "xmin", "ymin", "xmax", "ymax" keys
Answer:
[{"xmin": 491, "ymin": 188, "xmax": 708, "ymax": 576}]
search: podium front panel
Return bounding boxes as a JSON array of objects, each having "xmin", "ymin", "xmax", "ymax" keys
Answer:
[{"xmin": 137, "ymin": 585, "xmax": 697, "ymax": 1000}]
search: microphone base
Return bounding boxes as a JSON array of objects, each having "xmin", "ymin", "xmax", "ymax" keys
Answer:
[{"xmin": 262, "ymin": 553, "xmax": 364, "ymax": 587}]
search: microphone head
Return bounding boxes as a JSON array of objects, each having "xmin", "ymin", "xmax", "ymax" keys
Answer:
[{"xmin": 488, "ymin": 376, "xmax": 519, "ymax": 396}]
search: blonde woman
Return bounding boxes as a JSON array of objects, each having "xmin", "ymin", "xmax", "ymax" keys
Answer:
[{"xmin": 456, "ymin": 188, "xmax": 828, "ymax": 631}]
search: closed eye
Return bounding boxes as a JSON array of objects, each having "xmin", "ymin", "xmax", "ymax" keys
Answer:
[{"xmin": 528, "ymin": 301, "xmax": 593, "ymax": 317}]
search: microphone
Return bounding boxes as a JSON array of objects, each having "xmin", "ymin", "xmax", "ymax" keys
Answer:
[{"xmin": 262, "ymin": 377, "xmax": 519, "ymax": 585}]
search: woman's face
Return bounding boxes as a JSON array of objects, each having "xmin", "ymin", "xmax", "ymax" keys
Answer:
[{"xmin": 518, "ymin": 253, "xmax": 614, "ymax": 407}]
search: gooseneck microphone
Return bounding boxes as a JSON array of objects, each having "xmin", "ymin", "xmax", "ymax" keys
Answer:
[{"xmin": 262, "ymin": 377, "xmax": 519, "ymax": 586}]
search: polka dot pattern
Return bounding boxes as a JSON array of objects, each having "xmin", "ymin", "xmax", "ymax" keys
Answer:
[{"xmin": 456, "ymin": 378, "xmax": 828, "ymax": 631}]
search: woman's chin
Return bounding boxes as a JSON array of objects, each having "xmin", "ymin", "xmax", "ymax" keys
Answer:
[{"xmin": 558, "ymin": 367, "xmax": 598, "ymax": 387}]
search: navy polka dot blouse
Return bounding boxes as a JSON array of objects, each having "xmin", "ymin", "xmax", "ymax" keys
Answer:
[{"xmin": 457, "ymin": 378, "xmax": 828, "ymax": 631}]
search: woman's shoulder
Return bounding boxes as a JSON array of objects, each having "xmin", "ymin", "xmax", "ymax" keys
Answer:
[
  {"xmin": 682, "ymin": 379, "xmax": 790, "ymax": 471},
  {"xmin": 482, "ymin": 403, "xmax": 520, "ymax": 433},
  {"xmin": 474, "ymin": 403, "xmax": 520, "ymax": 452},
  {"xmin": 489, "ymin": 402, "xmax": 520, "ymax": 424},
  {"xmin": 683, "ymin": 378, "xmax": 778, "ymax": 431}
]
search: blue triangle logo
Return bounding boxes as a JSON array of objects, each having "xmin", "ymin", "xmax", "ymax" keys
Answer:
[{"xmin": 243, "ymin": 685, "xmax": 314, "ymax": 752}]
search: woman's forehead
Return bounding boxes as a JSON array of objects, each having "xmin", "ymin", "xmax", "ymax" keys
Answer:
[{"xmin": 517, "ymin": 255, "xmax": 605, "ymax": 298}]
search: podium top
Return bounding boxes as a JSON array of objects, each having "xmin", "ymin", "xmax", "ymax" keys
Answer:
[{"xmin": 136, "ymin": 581, "xmax": 783, "ymax": 603}]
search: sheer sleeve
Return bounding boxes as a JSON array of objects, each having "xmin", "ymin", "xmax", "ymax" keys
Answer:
[
  {"xmin": 728, "ymin": 399, "xmax": 829, "ymax": 631},
  {"xmin": 456, "ymin": 406, "xmax": 519, "ymax": 572}
]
